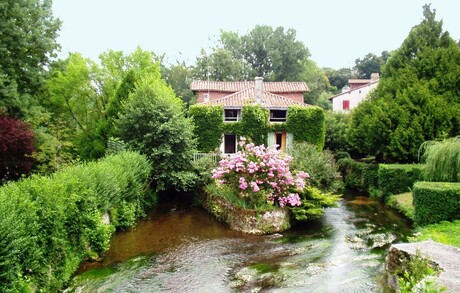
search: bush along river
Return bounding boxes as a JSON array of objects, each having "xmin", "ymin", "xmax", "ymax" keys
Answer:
[{"xmin": 67, "ymin": 192, "xmax": 412, "ymax": 292}]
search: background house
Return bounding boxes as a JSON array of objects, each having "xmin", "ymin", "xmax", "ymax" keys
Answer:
[
  {"xmin": 329, "ymin": 73, "xmax": 379, "ymax": 112},
  {"xmin": 190, "ymin": 77, "xmax": 312, "ymax": 154}
]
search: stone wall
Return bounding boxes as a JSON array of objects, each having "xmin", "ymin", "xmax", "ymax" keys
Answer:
[{"xmin": 204, "ymin": 194, "xmax": 291, "ymax": 235}]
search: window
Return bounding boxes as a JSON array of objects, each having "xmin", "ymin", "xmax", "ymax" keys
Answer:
[
  {"xmin": 343, "ymin": 100, "xmax": 350, "ymax": 110},
  {"xmin": 224, "ymin": 109, "xmax": 240, "ymax": 122},
  {"xmin": 224, "ymin": 134, "xmax": 236, "ymax": 154},
  {"xmin": 270, "ymin": 110, "xmax": 287, "ymax": 122}
]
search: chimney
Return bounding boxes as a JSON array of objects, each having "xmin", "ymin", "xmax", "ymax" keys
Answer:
[
  {"xmin": 254, "ymin": 77, "xmax": 264, "ymax": 104},
  {"xmin": 370, "ymin": 73, "xmax": 380, "ymax": 81}
]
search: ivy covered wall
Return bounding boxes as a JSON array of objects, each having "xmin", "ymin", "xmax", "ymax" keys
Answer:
[{"xmin": 189, "ymin": 104, "xmax": 325, "ymax": 152}]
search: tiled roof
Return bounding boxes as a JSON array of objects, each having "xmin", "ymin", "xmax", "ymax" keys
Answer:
[
  {"xmin": 198, "ymin": 87, "xmax": 308, "ymax": 109},
  {"xmin": 190, "ymin": 80, "xmax": 309, "ymax": 93},
  {"xmin": 329, "ymin": 80, "xmax": 379, "ymax": 100}
]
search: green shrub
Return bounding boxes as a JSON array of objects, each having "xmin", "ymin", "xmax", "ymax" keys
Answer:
[
  {"xmin": 0, "ymin": 151, "xmax": 154, "ymax": 291},
  {"xmin": 378, "ymin": 164, "xmax": 424, "ymax": 198},
  {"xmin": 289, "ymin": 142, "xmax": 343, "ymax": 193},
  {"xmin": 337, "ymin": 158, "xmax": 379, "ymax": 194},
  {"xmin": 413, "ymin": 181, "xmax": 460, "ymax": 226},
  {"xmin": 324, "ymin": 111, "xmax": 352, "ymax": 153}
]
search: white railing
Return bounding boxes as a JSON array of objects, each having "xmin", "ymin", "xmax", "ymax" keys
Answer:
[{"xmin": 193, "ymin": 153, "xmax": 222, "ymax": 162}]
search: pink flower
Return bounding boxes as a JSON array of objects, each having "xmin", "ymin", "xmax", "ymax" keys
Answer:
[
  {"xmin": 250, "ymin": 181, "xmax": 260, "ymax": 192},
  {"xmin": 239, "ymin": 177, "xmax": 248, "ymax": 190}
]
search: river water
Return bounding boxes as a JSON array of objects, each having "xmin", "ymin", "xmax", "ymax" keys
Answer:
[{"xmin": 68, "ymin": 193, "xmax": 412, "ymax": 292}]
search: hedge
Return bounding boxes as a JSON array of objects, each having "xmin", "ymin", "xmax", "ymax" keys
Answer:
[
  {"xmin": 378, "ymin": 164, "xmax": 424, "ymax": 197},
  {"xmin": 0, "ymin": 151, "xmax": 154, "ymax": 292},
  {"xmin": 337, "ymin": 158, "xmax": 379, "ymax": 194},
  {"xmin": 189, "ymin": 104, "xmax": 325, "ymax": 151},
  {"xmin": 413, "ymin": 182, "xmax": 460, "ymax": 226}
]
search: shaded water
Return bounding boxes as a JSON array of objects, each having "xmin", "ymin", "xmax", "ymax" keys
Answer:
[{"xmin": 69, "ymin": 193, "xmax": 412, "ymax": 292}]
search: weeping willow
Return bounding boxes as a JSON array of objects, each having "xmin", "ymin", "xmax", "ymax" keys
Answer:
[{"xmin": 419, "ymin": 136, "xmax": 460, "ymax": 182}]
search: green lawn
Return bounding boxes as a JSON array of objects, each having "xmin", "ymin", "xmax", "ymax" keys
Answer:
[
  {"xmin": 386, "ymin": 192, "xmax": 460, "ymax": 248},
  {"xmin": 413, "ymin": 220, "xmax": 460, "ymax": 248}
]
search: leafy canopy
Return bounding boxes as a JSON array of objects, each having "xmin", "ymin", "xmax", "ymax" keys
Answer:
[{"xmin": 0, "ymin": 0, "xmax": 61, "ymax": 117}]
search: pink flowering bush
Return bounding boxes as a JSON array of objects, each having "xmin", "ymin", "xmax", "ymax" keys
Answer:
[{"xmin": 211, "ymin": 137, "xmax": 309, "ymax": 208}]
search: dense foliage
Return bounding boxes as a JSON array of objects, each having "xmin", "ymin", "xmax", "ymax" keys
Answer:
[
  {"xmin": 289, "ymin": 142, "xmax": 342, "ymax": 193},
  {"xmin": 239, "ymin": 105, "xmax": 270, "ymax": 146},
  {"xmin": 337, "ymin": 158, "xmax": 379, "ymax": 194},
  {"xmin": 114, "ymin": 73, "xmax": 197, "ymax": 192},
  {"xmin": 348, "ymin": 5, "xmax": 460, "ymax": 162},
  {"xmin": 413, "ymin": 181, "xmax": 460, "ymax": 226},
  {"xmin": 45, "ymin": 49, "xmax": 159, "ymax": 162},
  {"xmin": 188, "ymin": 105, "xmax": 224, "ymax": 152},
  {"xmin": 378, "ymin": 164, "xmax": 425, "ymax": 198},
  {"xmin": 0, "ymin": 116, "xmax": 36, "ymax": 182},
  {"xmin": 286, "ymin": 106, "xmax": 325, "ymax": 149},
  {"xmin": 0, "ymin": 151, "xmax": 153, "ymax": 291},
  {"xmin": 324, "ymin": 111, "xmax": 352, "ymax": 153},
  {"xmin": 419, "ymin": 137, "xmax": 460, "ymax": 182},
  {"xmin": 0, "ymin": 0, "xmax": 61, "ymax": 117}
]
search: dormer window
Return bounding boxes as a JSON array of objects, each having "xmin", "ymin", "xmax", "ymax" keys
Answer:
[
  {"xmin": 270, "ymin": 110, "xmax": 287, "ymax": 122},
  {"xmin": 224, "ymin": 109, "xmax": 241, "ymax": 122}
]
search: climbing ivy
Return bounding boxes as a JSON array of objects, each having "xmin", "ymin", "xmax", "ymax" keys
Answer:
[
  {"xmin": 286, "ymin": 105, "xmax": 325, "ymax": 149},
  {"xmin": 189, "ymin": 104, "xmax": 325, "ymax": 151},
  {"xmin": 189, "ymin": 105, "xmax": 224, "ymax": 152},
  {"xmin": 240, "ymin": 105, "xmax": 269, "ymax": 145}
]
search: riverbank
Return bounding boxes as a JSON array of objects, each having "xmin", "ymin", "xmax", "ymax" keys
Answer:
[
  {"xmin": 386, "ymin": 192, "xmax": 460, "ymax": 248},
  {"xmin": 68, "ymin": 193, "xmax": 412, "ymax": 292}
]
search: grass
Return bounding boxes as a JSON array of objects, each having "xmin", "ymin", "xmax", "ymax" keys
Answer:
[
  {"xmin": 385, "ymin": 192, "xmax": 460, "ymax": 248},
  {"xmin": 413, "ymin": 220, "xmax": 460, "ymax": 248},
  {"xmin": 386, "ymin": 192, "xmax": 415, "ymax": 220}
]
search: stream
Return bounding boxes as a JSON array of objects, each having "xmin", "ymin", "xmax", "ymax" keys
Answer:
[{"xmin": 68, "ymin": 192, "xmax": 412, "ymax": 292}]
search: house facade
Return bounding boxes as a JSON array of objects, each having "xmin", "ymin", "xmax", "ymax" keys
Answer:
[
  {"xmin": 190, "ymin": 77, "xmax": 313, "ymax": 154},
  {"xmin": 329, "ymin": 73, "xmax": 379, "ymax": 112}
]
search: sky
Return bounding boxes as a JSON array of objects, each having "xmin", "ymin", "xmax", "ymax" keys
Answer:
[{"xmin": 52, "ymin": 0, "xmax": 460, "ymax": 69}]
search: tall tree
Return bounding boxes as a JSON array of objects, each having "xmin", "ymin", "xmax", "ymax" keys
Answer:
[
  {"xmin": 45, "ymin": 48, "xmax": 160, "ymax": 160},
  {"xmin": 323, "ymin": 67, "xmax": 353, "ymax": 93},
  {"xmin": 348, "ymin": 5, "xmax": 460, "ymax": 162},
  {"xmin": 0, "ymin": 0, "xmax": 61, "ymax": 117},
  {"xmin": 162, "ymin": 62, "xmax": 195, "ymax": 105},
  {"xmin": 193, "ymin": 26, "xmax": 311, "ymax": 82},
  {"xmin": 114, "ymin": 72, "xmax": 197, "ymax": 192}
]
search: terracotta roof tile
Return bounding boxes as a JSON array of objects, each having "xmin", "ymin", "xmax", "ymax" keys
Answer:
[
  {"xmin": 190, "ymin": 80, "xmax": 309, "ymax": 93},
  {"xmin": 198, "ymin": 87, "xmax": 309, "ymax": 109}
]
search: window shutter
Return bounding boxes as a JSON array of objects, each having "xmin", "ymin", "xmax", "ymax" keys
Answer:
[{"xmin": 267, "ymin": 132, "xmax": 275, "ymax": 148}]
